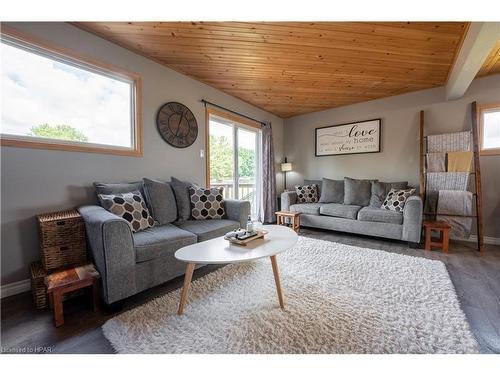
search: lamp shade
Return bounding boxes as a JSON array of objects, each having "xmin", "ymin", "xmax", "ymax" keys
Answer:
[{"xmin": 281, "ymin": 162, "xmax": 292, "ymax": 172}]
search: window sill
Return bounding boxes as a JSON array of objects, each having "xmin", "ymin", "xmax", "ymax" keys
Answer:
[
  {"xmin": 0, "ymin": 137, "xmax": 143, "ymax": 157},
  {"xmin": 480, "ymin": 148, "xmax": 500, "ymax": 156}
]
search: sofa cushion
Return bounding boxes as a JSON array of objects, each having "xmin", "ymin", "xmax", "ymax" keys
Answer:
[
  {"xmin": 134, "ymin": 224, "xmax": 197, "ymax": 263},
  {"xmin": 370, "ymin": 181, "xmax": 408, "ymax": 208},
  {"xmin": 357, "ymin": 207, "xmax": 403, "ymax": 225},
  {"xmin": 171, "ymin": 177, "xmax": 198, "ymax": 221},
  {"xmin": 143, "ymin": 178, "xmax": 177, "ymax": 225},
  {"xmin": 320, "ymin": 203, "xmax": 361, "ymax": 220},
  {"xmin": 344, "ymin": 177, "xmax": 376, "ymax": 206},
  {"xmin": 319, "ymin": 178, "xmax": 344, "ymax": 203},
  {"xmin": 290, "ymin": 203, "xmax": 324, "ymax": 215},
  {"xmin": 99, "ymin": 190, "xmax": 155, "ymax": 232},
  {"xmin": 175, "ymin": 219, "xmax": 240, "ymax": 242},
  {"xmin": 94, "ymin": 181, "xmax": 144, "ymax": 206},
  {"xmin": 189, "ymin": 186, "xmax": 225, "ymax": 220}
]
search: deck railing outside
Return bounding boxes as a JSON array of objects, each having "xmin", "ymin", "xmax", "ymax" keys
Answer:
[{"xmin": 211, "ymin": 180, "xmax": 257, "ymax": 216}]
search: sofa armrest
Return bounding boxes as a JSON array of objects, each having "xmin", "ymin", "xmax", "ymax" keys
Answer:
[
  {"xmin": 78, "ymin": 205, "xmax": 137, "ymax": 304},
  {"xmin": 224, "ymin": 199, "xmax": 251, "ymax": 228},
  {"xmin": 281, "ymin": 191, "xmax": 297, "ymax": 211},
  {"xmin": 402, "ymin": 195, "xmax": 423, "ymax": 243}
]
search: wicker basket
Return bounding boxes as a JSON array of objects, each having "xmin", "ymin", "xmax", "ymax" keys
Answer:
[
  {"xmin": 38, "ymin": 209, "xmax": 87, "ymax": 271},
  {"xmin": 30, "ymin": 262, "xmax": 47, "ymax": 309}
]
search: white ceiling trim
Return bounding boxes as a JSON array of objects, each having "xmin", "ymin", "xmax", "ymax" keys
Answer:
[{"xmin": 446, "ymin": 22, "xmax": 500, "ymax": 100}]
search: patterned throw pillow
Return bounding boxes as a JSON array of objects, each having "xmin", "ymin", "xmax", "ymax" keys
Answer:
[
  {"xmin": 381, "ymin": 188, "xmax": 416, "ymax": 212},
  {"xmin": 98, "ymin": 190, "xmax": 155, "ymax": 232},
  {"xmin": 295, "ymin": 184, "xmax": 319, "ymax": 203},
  {"xmin": 189, "ymin": 186, "xmax": 225, "ymax": 220}
]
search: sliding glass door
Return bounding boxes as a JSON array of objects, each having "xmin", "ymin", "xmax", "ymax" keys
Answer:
[{"xmin": 208, "ymin": 111, "xmax": 261, "ymax": 219}]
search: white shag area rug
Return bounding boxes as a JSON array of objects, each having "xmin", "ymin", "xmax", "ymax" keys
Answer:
[{"xmin": 102, "ymin": 237, "xmax": 479, "ymax": 354}]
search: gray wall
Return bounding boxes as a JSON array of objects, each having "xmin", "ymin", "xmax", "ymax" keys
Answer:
[
  {"xmin": 1, "ymin": 22, "xmax": 285, "ymax": 284},
  {"xmin": 284, "ymin": 74, "xmax": 500, "ymax": 238}
]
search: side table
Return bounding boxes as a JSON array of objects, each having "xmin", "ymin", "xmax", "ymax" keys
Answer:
[
  {"xmin": 45, "ymin": 264, "xmax": 100, "ymax": 327},
  {"xmin": 423, "ymin": 220, "xmax": 451, "ymax": 253},
  {"xmin": 275, "ymin": 211, "xmax": 300, "ymax": 233}
]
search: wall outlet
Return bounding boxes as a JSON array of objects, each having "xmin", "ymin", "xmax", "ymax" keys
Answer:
[{"xmin": 200, "ymin": 149, "xmax": 205, "ymax": 158}]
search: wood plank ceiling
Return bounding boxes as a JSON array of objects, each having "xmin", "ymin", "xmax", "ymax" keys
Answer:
[
  {"xmin": 76, "ymin": 22, "xmax": 475, "ymax": 118},
  {"xmin": 476, "ymin": 39, "xmax": 500, "ymax": 78}
]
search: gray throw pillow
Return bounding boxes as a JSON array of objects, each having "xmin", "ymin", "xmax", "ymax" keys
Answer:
[
  {"xmin": 319, "ymin": 178, "xmax": 344, "ymax": 203},
  {"xmin": 370, "ymin": 181, "xmax": 409, "ymax": 208},
  {"xmin": 171, "ymin": 177, "xmax": 198, "ymax": 221},
  {"xmin": 143, "ymin": 178, "xmax": 177, "ymax": 225},
  {"xmin": 94, "ymin": 181, "xmax": 144, "ymax": 206},
  {"xmin": 343, "ymin": 177, "xmax": 376, "ymax": 206}
]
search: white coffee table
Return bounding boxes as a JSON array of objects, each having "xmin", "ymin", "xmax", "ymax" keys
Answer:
[{"xmin": 174, "ymin": 224, "xmax": 298, "ymax": 315}]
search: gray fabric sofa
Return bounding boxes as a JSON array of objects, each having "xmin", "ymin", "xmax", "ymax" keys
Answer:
[
  {"xmin": 281, "ymin": 178, "xmax": 422, "ymax": 243},
  {"xmin": 78, "ymin": 178, "xmax": 250, "ymax": 305}
]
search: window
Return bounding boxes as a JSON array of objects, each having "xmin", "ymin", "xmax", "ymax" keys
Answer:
[
  {"xmin": 1, "ymin": 28, "xmax": 142, "ymax": 156},
  {"xmin": 206, "ymin": 108, "xmax": 262, "ymax": 219},
  {"xmin": 478, "ymin": 103, "xmax": 500, "ymax": 156}
]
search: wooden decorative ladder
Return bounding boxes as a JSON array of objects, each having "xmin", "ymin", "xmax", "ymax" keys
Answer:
[{"xmin": 419, "ymin": 101, "xmax": 484, "ymax": 252}]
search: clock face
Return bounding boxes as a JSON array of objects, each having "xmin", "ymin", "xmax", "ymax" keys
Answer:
[{"xmin": 156, "ymin": 102, "xmax": 198, "ymax": 148}]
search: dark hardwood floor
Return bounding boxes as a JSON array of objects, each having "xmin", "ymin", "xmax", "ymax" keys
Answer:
[{"xmin": 1, "ymin": 228, "xmax": 499, "ymax": 354}]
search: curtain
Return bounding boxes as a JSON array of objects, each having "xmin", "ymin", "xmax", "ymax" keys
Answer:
[{"xmin": 260, "ymin": 122, "xmax": 277, "ymax": 223}]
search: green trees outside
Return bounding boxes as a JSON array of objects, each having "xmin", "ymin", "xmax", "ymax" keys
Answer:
[
  {"xmin": 28, "ymin": 124, "xmax": 88, "ymax": 142},
  {"xmin": 238, "ymin": 147, "xmax": 255, "ymax": 179},
  {"xmin": 209, "ymin": 134, "xmax": 255, "ymax": 182},
  {"xmin": 209, "ymin": 135, "xmax": 233, "ymax": 182}
]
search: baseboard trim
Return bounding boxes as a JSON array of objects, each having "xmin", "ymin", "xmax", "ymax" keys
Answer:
[
  {"xmin": 1, "ymin": 278, "xmax": 31, "ymax": 298},
  {"xmin": 450, "ymin": 235, "xmax": 500, "ymax": 245}
]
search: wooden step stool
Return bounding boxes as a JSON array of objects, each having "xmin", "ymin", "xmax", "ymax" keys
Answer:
[
  {"xmin": 45, "ymin": 264, "xmax": 100, "ymax": 327},
  {"xmin": 275, "ymin": 211, "xmax": 300, "ymax": 233},
  {"xmin": 423, "ymin": 220, "xmax": 451, "ymax": 253}
]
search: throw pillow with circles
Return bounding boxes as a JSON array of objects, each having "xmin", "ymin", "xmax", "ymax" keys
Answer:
[
  {"xmin": 98, "ymin": 190, "xmax": 155, "ymax": 232},
  {"xmin": 381, "ymin": 188, "xmax": 416, "ymax": 212},
  {"xmin": 189, "ymin": 186, "xmax": 226, "ymax": 220},
  {"xmin": 295, "ymin": 184, "xmax": 319, "ymax": 203}
]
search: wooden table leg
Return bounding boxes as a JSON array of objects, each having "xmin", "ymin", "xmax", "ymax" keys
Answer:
[
  {"xmin": 442, "ymin": 229, "xmax": 449, "ymax": 253},
  {"xmin": 270, "ymin": 255, "xmax": 285, "ymax": 309},
  {"xmin": 48, "ymin": 291, "xmax": 54, "ymax": 309},
  {"xmin": 92, "ymin": 279, "xmax": 100, "ymax": 312},
  {"xmin": 52, "ymin": 289, "xmax": 64, "ymax": 327},
  {"xmin": 178, "ymin": 263, "xmax": 195, "ymax": 315},
  {"xmin": 424, "ymin": 227, "xmax": 431, "ymax": 251}
]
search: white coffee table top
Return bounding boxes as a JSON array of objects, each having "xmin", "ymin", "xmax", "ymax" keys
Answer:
[{"xmin": 174, "ymin": 224, "xmax": 298, "ymax": 264}]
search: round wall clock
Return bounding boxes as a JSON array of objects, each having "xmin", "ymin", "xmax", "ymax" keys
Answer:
[{"xmin": 156, "ymin": 102, "xmax": 198, "ymax": 148}]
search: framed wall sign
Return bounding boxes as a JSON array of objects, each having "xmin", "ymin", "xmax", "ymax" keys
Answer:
[{"xmin": 315, "ymin": 118, "xmax": 381, "ymax": 156}]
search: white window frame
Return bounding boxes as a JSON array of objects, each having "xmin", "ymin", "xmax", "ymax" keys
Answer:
[
  {"xmin": 205, "ymin": 108, "xmax": 263, "ymax": 219},
  {"xmin": 477, "ymin": 102, "xmax": 500, "ymax": 156},
  {"xmin": 0, "ymin": 26, "xmax": 143, "ymax": 157}
]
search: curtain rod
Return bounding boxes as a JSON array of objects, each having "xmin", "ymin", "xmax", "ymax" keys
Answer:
[{"xmin": 201, "ymin": 99, "xmax": 265, "ymax": 125}]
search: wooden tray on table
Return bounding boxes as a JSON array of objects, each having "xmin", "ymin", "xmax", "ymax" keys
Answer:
[{"xmin": 225, "ymin": 230, "xmax": 268, "ymax": 246}]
